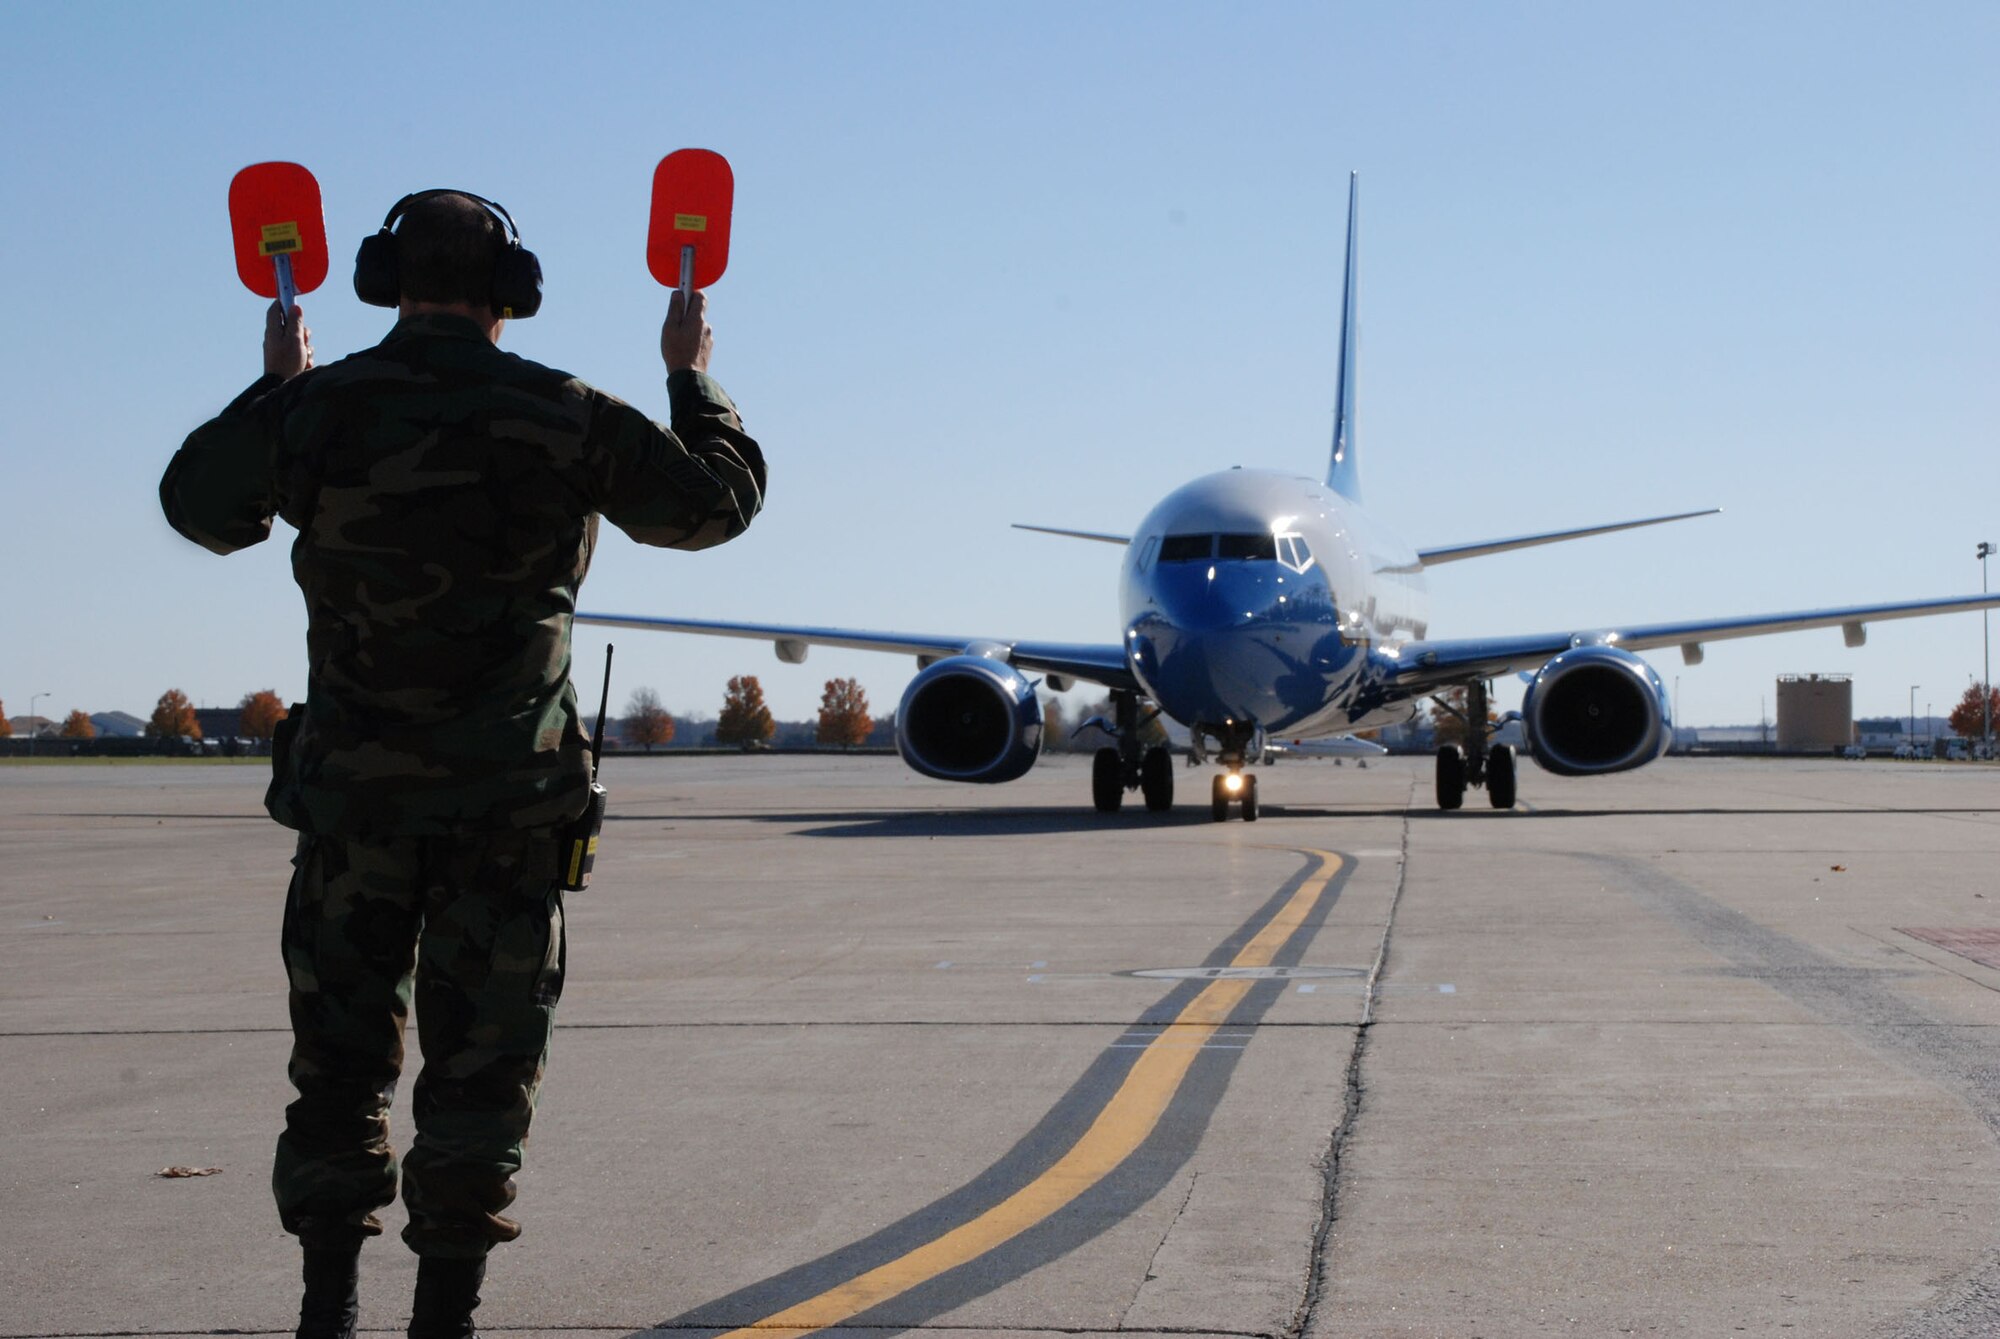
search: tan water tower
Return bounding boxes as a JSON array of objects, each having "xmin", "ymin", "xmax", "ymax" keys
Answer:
[{"xmin": 1776, "ymin": 674, "xmax": 1854, "ymax": 750}]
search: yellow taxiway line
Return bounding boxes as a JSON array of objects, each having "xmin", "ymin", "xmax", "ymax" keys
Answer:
[{"xmin": 713, "ymin": 847, "xmax": 1344, "ymax": 1338}]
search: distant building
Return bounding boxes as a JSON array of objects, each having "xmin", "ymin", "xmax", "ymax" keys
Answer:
[
  {"xmin": 1776, "ymin": 674, "xmax": 1853, "ymax": 750},
  {"xmin": 193, "ymin": 707, "xmax": 241, "ymax": 741},
  {"xmin": 6, "ymin": 715, "xmax": 55, "ymax": 738},
  {"xmin": 90, "ymin": 711, "xmax": 145, "ymax": 738}
]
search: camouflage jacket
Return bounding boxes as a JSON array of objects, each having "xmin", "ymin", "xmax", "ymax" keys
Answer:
[{"xmin": 161, "ymin": 312, "xmax": 764, "ymax": 836}]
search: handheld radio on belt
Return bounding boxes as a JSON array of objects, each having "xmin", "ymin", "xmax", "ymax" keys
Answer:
[{"xmin": 559, "ymin": 646, "xmax": 613, "ymax": 891}]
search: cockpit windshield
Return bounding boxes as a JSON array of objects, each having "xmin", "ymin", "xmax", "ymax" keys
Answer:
[
  {"xmin": 1154, "ymin": 532, "xmax": 1315, "ymax": 569},
  {"xmin": 1216, "ymin": 533, "xmax": 1278, "ymax": 561},
  {"xmin": 1158, "ymin": 534, "xmax": 1214, "ymax": 563}
]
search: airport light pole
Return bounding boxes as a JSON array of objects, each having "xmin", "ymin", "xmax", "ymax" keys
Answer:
[
  {"xmin": 28, "ymin": 690, "xmax": 49, "ymax": 757},
  {"xmin": 1910, "ymin": 684, "xmax": 1919, "ymax": 752},
  {"xmin": 1981, "ymin": 542, "xmax": 1993, "ymax": 756}
]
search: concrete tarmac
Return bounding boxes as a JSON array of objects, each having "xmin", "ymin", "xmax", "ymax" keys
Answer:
[{"xmin": 3, "ymin": 754, "xmax": 1998, "ymax": 1338}]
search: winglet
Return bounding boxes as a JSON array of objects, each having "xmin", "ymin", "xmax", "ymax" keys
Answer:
[{"xmin": 1327, "ymin": 172, "xmax": 1361, "ymax": 501}]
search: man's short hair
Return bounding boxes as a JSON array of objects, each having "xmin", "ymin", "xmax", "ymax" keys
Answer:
[{"xmin": 395, "ymin": 193, "xmax": 503, "ymax": 309}]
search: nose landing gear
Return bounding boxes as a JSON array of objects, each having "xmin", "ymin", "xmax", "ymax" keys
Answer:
[
  {"xmin": 1211, "ymin": 769, "xmax": 1258, "ymax": 821},
  {"xmin": 1197, "ymin": 723, "xmax": 1261, "ymax": 822}
]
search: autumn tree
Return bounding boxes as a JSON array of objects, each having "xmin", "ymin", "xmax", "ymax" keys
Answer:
[
  {"xmin": 1948, "ymin": 683, "xmax": 2000, "ymax": 741},
  {"xmin": 715, "ymin": 675, "xmax": 776, "ymax": 748},
  {"xmin": 816, "ymin": 677, "xmax": 874, "ymax": 748},
  {"xmin": 0, "ymin": 702, "xmax": 10, "ymax": 738},
  {"xmin": 1428, "ymin": 686, "xmax": 1495, "ymax": 749},
  {"xmin": 60, "ymin": 710, "xmax": 96, "ymax": 739},
  {"xmin": 625, "ymin": 686, "xmax": 676, "ymax": 752},
  {"xmin": 238, "ymin": 690, "xmax": 287, "ymax": 741},
  {"xmin": 146, "ymin": 689, "xmax": 201, "ymax": 740}
]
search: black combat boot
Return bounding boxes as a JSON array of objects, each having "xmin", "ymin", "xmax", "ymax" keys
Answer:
[
  {"xmin": 408, "ymin": 1255, "xmax": 486, "ymax": 1339},
  {"xmin": 295, "ymin": 1240, "xmax": 361, "ymax": 1339}
]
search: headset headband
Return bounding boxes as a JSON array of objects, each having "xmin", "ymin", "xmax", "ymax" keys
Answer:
[
  {"xmin": 380, "ymin": 189, "xmax": 523, "ymax": 245},
  {"xmin": 353, "ymin": 187, "xmax": 543, "ymax": 317}
]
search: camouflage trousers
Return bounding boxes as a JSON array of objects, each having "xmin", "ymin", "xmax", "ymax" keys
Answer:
[{"xmin": 274, "ymin": 829, "xmax": 566, "ymax": 1259}]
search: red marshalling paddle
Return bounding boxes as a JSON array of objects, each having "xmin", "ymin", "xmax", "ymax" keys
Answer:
[
  {"xmin": 228, "ymin": 162, "xmax": 328, "ymax": 323},
  {"xmin": 647, "ymin": 149, "xmax": 734, "ymax": 294}
]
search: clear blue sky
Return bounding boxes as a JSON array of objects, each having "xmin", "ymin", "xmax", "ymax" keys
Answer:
[{"xmin": 2, "ymin": 2, "xmax": 1994, "ymax": 730}]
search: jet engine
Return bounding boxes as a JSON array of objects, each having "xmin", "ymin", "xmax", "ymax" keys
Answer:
[
  {"xmin": 1521, "ymin": 645, "xmax": 1672, "ymax": 777},
  {"xmin": 896, "ymin": 655, "xmax": 1044, "ymax": 783}
]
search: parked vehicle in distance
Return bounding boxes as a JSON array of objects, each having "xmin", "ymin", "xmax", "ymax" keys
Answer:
[{"xmin": 1841, "ymin": 744, "xmax": 1867, "ymax": 759}]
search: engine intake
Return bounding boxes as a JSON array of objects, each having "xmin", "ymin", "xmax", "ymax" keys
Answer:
[
  {"xmin": 1521, "ymin": 645, "xmax": 1672, "ymax": 777},
  {"xmin": 897, "ymin": 655, "xmax": 1044, "ymax": 783}
]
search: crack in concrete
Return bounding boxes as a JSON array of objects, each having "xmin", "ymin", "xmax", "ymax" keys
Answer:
[
  {"xmin": 1120, "ymin": 1169, "xmax": 1202, "ymax": 1330},
  {"xmin": 1283, "ymin": 789, "xmax": 1415, "ymax": 1338}
]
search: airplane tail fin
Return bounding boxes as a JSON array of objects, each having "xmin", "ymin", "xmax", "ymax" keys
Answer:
[{"xmin": 1327, "ymin": 172, "xmax": 1361, "ymax": 500}]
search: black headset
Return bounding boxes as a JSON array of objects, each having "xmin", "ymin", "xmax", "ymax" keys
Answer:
[{"xmin": 352, "ymin": 189, "xmax": 544, "ymax": 318}]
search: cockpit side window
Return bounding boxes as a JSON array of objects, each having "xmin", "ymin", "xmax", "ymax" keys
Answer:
[
  {"xmin": 1136, "ymin": 536, "xmax": 1160, "ymax": 570},
  {"xmin": 1159, "ymin": 534, "xmax": 1213, "ymax": 563},
  {"xmin": 1277, "ymin": 534, "xmax": 1316, "ymax": 574},
  {"xmin": 1216, "ymin": 533, "xmax": 1278, "ymax": 561}
]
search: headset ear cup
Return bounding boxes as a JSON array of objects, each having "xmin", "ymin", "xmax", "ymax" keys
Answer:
[
  {"xmin": 353, "ymin": 230, "xmax": 400, "ymax": 308},
  {"xmin": 492, "ymin": 245, "xmax": 543, "ymax": 319}
]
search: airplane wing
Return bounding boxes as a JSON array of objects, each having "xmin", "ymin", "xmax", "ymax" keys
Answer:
[
  {"xmin": 1411, "ymin": 508, "xmax": 1720, "ymax": 568},
  {"xmin": 574, "ymin": 611, "xmax": 1141, "ymax": 693},
  {"xmin": 1011, "ymin": 524, "xmax": 1132, "ymax": 546},
  {"xmin": 1383, "ymin": 592, "xmax": 2000, "ymax": 691}
]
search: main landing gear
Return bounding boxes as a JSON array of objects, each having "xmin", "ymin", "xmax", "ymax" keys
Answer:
[
  {"xmin": 1089, "ymin": 691, "xmax": 1174, "ymax": 814},
  {"xmin": 1432, "ymin": 679, "xmax": 1517, "ymax": 812}
]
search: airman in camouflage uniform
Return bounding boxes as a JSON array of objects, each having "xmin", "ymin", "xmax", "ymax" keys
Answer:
[{"xmin": 160, "ymin": 191, "xmax": 763, "ymax": 1339}]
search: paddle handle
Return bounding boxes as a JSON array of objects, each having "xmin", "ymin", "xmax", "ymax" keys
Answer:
[
  {"xmin": 679, "ymin": 244, "xmax": 695, "ymax": 296},
  {"xmin": 273, "ymin": 253, "xmax": 297, "ymax": 323}
]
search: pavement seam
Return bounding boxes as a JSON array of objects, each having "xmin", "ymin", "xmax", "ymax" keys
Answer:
[{"xmin": 1284, "ymin": 789, "xmax": 1414, "ymax": 1339}]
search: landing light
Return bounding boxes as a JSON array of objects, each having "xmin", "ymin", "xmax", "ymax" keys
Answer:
[{"xmin": 1224, "ymin": 773, "xmax": 1244, "ymax": 793}]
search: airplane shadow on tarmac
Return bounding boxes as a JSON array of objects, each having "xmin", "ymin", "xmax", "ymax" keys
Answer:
[
  {"xmin": 611, "ymin": 802, "xmax": 2000, "ymax": 837},
  {"xmin": 606, "ymin": 807, "xmax": 1223, "ymax": 838}
]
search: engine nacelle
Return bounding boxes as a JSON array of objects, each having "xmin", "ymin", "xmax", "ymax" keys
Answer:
[
  {"xmin": 896, "ymin": 655, "xmax": 1044, "ymax": 783},
  {"xmin": 1521, "ymin": 645, "xmax": 1672, "ymax": 777}
]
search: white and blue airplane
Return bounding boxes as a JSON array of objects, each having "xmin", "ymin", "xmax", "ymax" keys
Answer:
[{"xmin": 581, "ymin": 177, "xmax": 1999, "ymax": 821}]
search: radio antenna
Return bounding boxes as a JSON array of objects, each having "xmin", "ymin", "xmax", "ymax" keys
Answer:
[{"xmin": 590, "ymin": 645, "xmax": 614, "ymax": 780}]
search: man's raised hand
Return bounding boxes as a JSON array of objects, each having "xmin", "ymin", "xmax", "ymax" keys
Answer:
[
  {"xmin": 661, "ymin": 288, "xmax": 712, "ymax": 374},
  {"xmin": 264, "ymin": 301, "xmax": 314, "ymax": 380}
]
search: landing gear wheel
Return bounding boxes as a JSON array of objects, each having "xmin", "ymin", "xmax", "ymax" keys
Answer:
[
  {"xmin": 1487, "ymin": 744, "xmax": 1517, "ymax": 810},
  {"xmin": 1210, "ymin": 773, "xmax": 1231, "ymax": 822},
  {"xmin": 1141, "ymin": 747, "xmax": 1174, "ymax": 812},
  {"xmin": 1092, "ymin": 747, "xmax": 1123, "ymax": 813},
  {"xmin": 1435, "ymin": 745, "xmax": 1466, "ymax": 811},
  {"xmin": 1241, "ymin": 772, "xmax": 1259, "ymax": 822}
]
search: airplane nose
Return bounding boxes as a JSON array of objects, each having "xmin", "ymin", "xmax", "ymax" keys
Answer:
[
  {"xmin": 1138, "ymin": 563, "xmax": 1300, "ymax": 725},
  {"xmin": 1151, "ymin": 563, "xmax": 1280, "ymax": 631}
]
